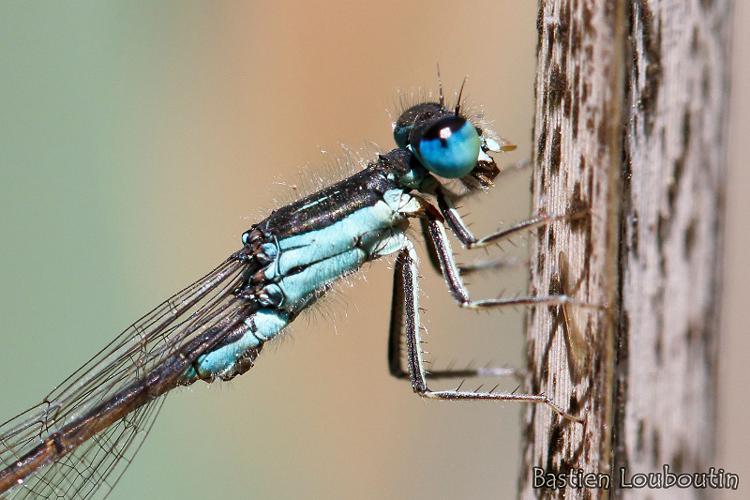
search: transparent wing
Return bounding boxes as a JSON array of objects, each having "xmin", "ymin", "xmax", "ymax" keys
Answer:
[
  {"xmin": 12, "ymin": 396, "xmax": 166, "ymax": 499},
  {"xmin": 0, "ymin": 251, "xmax": 255, "ymax": 499}
]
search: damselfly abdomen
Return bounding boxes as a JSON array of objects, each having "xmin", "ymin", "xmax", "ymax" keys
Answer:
[{"xmin": 0, "ymin": 88, "xmax": 580, "ymax": 499}]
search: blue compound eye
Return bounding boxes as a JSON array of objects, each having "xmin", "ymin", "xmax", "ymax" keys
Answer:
[
  {"xmin": 394, "ymin": 102, "xmax": 443, "ymax": 149},
  {"xmin": 415, "ymin": 116, "xmax": 481, "ymax": 178}
]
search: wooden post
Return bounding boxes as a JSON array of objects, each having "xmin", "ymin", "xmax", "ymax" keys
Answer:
[{"xmin": 519, "ymin": 1, "xmax": 731, "ymax": 498}]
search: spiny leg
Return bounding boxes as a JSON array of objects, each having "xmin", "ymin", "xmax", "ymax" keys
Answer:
[
  {"xmin": 388, "ymin": 249, "xmax": 521, "ymax": 381},
  {"xmin": 457, "ymin": 256, "xmax": 528, "ymax": 276},
  {"xmin": 398, "ymin": 201, "xmax": 583, "ymax": 378},
  {"xmin": 435, "ymin": 186, "xmax": 583, "ymax": 249},
  {"xmin": 420, "ymin": 217, "xmax": 525, "ymax": 276},
  {"xmin": 421, "ymin": 202, "xmax": 586, "ymax": 310},
  {"xmin": 419, "ymin": 217, "xmax": 443, "ymax": 275},
  {"xmin": 390, "ymin": 240, "xmax": 580, "ymax": 421}
]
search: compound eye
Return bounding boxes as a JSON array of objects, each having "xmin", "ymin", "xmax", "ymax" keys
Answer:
[
  {"xmin": 415, "ymin": 116, "xmax": 480, "ymax": 178},
  {"xmin": 393, "ymin": 123, "xmax": 411, "ymax": 149},
  {"xmin": 393, "ymin": 102, "xmax": 441, "ymax": 148}
]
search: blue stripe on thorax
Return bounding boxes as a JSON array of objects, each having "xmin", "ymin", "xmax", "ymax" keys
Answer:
[
  {"xmin": 259, "ymin": 189, "xmax": 420, "ymax": 311},
  {"xmin": 184, "ymin": 186, "xmax": 424, "ymax": 382},
  {"xmin": 266, "ymin": 188, "xmax": 414, "ymax": 279}
]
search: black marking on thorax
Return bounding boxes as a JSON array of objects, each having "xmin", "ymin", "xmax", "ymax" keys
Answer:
[{"xmin": 250, "ymin": 148, "xmax": 414, "ymax": 240}]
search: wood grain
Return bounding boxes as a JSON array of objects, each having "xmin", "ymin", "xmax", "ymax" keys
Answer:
[{"xmin": 518, "ymin": 1, "xmax": 730, "ymax": 498}]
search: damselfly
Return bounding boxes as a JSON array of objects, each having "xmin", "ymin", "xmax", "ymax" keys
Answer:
[{"xmin": 0, "ymin": 82, "xmax": 581, "ymax": 499}]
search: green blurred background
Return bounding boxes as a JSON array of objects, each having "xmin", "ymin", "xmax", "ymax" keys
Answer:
[{"xmin": 0, "ymin": 2, "xmax": 746, "ymax": 499}]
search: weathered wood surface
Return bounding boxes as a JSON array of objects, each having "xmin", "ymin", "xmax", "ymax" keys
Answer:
[
  {"xmin": 615, "ymin": 1, "xmax": 730, "ymax": 497},
  {"xmin": 519, "ymin": 0, "xmax": 730, "ymax": 498},
  {"xmin": 518, "ymin": 1, "xmax": 624, "ymax": 496}
]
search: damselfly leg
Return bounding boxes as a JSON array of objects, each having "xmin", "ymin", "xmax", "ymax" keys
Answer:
[
  {"xmin": 387, "ymin": 193, "xmax": 592, "ymax": 421},
  {"xmin": 421, "ymin": 200, "xmax": 586, "ymax": 310},
  {"xmin": 388, "ymin": 241, "xmax": 582, "ymax": 422},
  {"xmin": 435, "ymin": 187, "xmax": 586, "ymax": 251},
  {"xmin": 387, "ymin": 260, "xmax": 524, "ymax": 382},
  {"xmin": 410, "ymin": 206, "xmax": 583, "ymax": 380},
  {"xmin": 419, "ymin": 217, "xmax": 527, "ymax": 276}
]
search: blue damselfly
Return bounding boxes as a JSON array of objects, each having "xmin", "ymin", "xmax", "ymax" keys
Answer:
[{"xmin": 0, "ymin": 83, "xmax": 581, "ymax": 499}]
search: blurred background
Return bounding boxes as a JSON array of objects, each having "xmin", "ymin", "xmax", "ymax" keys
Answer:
[{"xmin": 0, "ymin": 1, "xmax": 745, "ymax": 499}]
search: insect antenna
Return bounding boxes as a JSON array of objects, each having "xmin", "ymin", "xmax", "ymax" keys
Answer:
[
  {"xmin": 455, "ymin": 75, "xmax": 468, "ymax": 115},
  {"xmin": 437, "ymin": 63, "xmax": 445, "ymax": 107}
]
